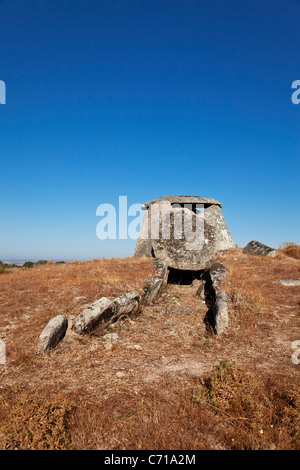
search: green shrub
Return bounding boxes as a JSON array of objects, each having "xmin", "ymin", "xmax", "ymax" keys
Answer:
[
  {"xmin": 23, "ymin": 261, "xmax": 34, "ymax": 268},
  {"xmin": 0, "ymin": 261, "xmax": 16, "ymax": 274},
  {"xmin": 0, "ymin": 266, "xmax": 12, "ymax": 274}
]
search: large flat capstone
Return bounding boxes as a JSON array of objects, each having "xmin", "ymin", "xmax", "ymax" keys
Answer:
[
  {"xmin": 142, "ymin": 195, "xmax": 222, "ymax": 209},
  {"xmin": 135, "ymin": 199, "xmax": 235, "ymax": 270}
]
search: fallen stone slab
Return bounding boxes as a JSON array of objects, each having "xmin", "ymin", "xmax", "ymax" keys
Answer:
[
  {"xmin": 72, "ymin": 297, "xmax": 113, "ymax": 334},
  {"xmin": 152, "ymin": 259, "xmax": 168, "ymax": 278},
  {"xmin": 243, "ymin": 240, "xmax": 277, "ymax": 257},
  {"xmin": 38, "ymin": 314, "xmax": 68, "ymax": 352},
  {"xmin": 73, "ymin": 292, "xmax": 141, "ymax": 334},
  {"xmin": 109, "ymin": 291, "xmax": 141, "ymax": 323}
]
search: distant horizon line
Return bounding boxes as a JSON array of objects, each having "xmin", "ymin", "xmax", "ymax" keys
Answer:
[
  {"xmin": 0, "ymin": 254, "xmax": 137, "ymax": 263},
  {"xmin": 0, "ymin": 257, "xmax": 107, "ymax": 264}
]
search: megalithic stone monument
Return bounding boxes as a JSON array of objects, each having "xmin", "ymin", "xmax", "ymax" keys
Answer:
[{"xmin": 134, "ymin": 195, "xmax": 235, "ymax": 270}]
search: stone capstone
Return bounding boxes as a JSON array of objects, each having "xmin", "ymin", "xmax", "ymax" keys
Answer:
[
  {"xmin": 136, "ymin": 202, "xmax": 235, "ymax": 270},
  {"xmin": 142, "ymin": 195, "xmax": 222, "ymax": 209}
]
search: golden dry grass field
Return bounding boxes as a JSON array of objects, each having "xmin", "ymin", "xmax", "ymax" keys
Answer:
[{"xmin": 0, "ymin": 248, "xmax": 299, "ymax": 450}]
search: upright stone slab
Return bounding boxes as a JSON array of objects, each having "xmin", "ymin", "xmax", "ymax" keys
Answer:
[
  {"xmin": 212, "ymin": 290, "xmax": 229, "ymax": 335},
  {"xmin": 197, "ymin": 262, "xmax": 229, "ymax": 335},
  {"xmin": 142, "ymin": 260, "xmax": 168, "ymax": 305}
]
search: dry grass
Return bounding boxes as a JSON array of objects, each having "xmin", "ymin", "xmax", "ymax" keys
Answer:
[
  {"xmin": 193, "ymin": 360, "xmax": 300, "ymax": 450},
  {"xmin": 217, "ymin": 247, "xmax": 300, "ymax": 334},
  {"xmin": 0, "ymin": 257, "xmax": 154, "ymax": 368},
  {"xmin": 279, "ymin": 242, "xmax": 300, "ymax": 260},
  {"xmin": 0, "ymin": 249, "xmax": 299, "ymax": 449},
  {"xmin": 0, "ymin": 362, "xmax": 299, "ymax": 450},
  {"xmin": 0, "ymin": 388, "xmax": 73, "ymax": 450}
]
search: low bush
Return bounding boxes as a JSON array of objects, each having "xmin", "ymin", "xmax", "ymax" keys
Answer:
[
  {"xmin": 279, "ymin": 242, "xmax": 300, "ymax": 260},
  {"xmin": 23, "ymin": 261, "xmax": 34, "ymax": 268}
]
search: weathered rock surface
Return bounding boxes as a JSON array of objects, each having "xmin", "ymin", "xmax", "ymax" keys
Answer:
[
  {"xmin": 152, "ymin": 258, "xmax": 168, "ymax": 278},
  {"xmin": 196, "ymin": 262, "xmax": 225, "ymax": 299},
  {"xmin": 142, "ymin": 260, "xmax": 168, "ymax": 305},
  {"xmin": 197, "ymin": 262, "xmax": 229, "ymax": 334},
  {"xmin": 134, "ymin": 200, "xmax": 171, "ymax": 257},
  {"xmin": 277, "ymin": 279, "xmax": 300, "ymax": 286},
  {"xmin": 38, "ymin": 314, "xmax": 68, "ymax": 352},
  {"xmin": 243, "ymin": 240, "xmax": 277, "ymax": 257},
  {"xmin": 109, "ymin": 291, "xmax": 141, "ymax": 322},
  {"xmin": 143, "ymin": 277, "xmax": 165, "ymax": 304},
  {"xmin": 126, "ymin": 344, "xmax": 143, "ymax": 351},
  {"xmin": 72, "ymin": 297, "xmax": 113, "ymax": 334},
  {"xmin": 142, "ymin": 195, "xmax": 222, "ymax": 209},
  {"xmin": 209, "ymin": 262, "xmax": 227, "ymax": 288},
  {"xmin": 73, "ymin": 292, "xmax": 141, "ymax": 334},
  {"xmin": 103, "ymin": 332, "xmax": 119, "ymax": 342},
  {"xmin": 212, "ymin": 290, "xmax": 229, "ymax": 335},
  {"xmin": 135, "ymin": 197, "xmax": 235, "ymax": 269}
]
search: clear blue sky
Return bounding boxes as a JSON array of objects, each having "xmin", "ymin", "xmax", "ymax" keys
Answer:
[{"xmin": 0, "ymin": 0, "xmax": 299, "ymax": 260}]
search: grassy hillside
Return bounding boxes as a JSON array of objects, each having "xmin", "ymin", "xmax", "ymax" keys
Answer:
[{"xmin": 0, "ymin": 249, "xmax": 299, "ymax": 450}]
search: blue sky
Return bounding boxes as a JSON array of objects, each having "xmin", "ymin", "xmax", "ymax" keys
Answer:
[{"xmin": 0, "ymin": 0, "xmax": 299, "ymax": 260}]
